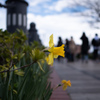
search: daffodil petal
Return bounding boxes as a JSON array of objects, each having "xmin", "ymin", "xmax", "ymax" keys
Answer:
[
  {"xmin": 67, "ymin": 80, "xmax": 71, "ymax": 87},
  {"xmin": 48, "ymin": 46, "xmax": 54, "ymax": 52},
  {"xmin": 49, "ymin": 34, "xmax": 54, "ymax": 48},
  {"xmin": 62, "ymin": 80, "xmax": 67, "ymax": 84},
  {"xmin": 48, "ymin": 53, "xmax": 53, "ymax": 65},
  {"xmin": 63, "ymin": 85, "xmax": 67, "ymax": 90}
]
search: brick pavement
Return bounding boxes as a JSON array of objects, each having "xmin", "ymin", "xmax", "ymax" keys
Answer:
[{"xmin": 50, "ymin": 68, "xmax": 71, "ymax": 100}]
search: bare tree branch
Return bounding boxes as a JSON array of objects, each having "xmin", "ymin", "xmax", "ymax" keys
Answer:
[
  {"xmin": 0, "ymin": 62, "xmax": 35, "ymax": 73},
  {"xmin": 71, "ymin": 0, "xmax": 100, "ymax": 28}
]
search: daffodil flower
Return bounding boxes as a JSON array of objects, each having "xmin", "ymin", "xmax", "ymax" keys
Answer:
[
  {"xmin": 46, "ymin": 34, "xmax": 65, "ymax": 65},
  {"xmin": 61, "ymin": 80, "xmax": 71, "ymax": 90},
  {"xmin": 53, "ymin": 80, "xmax": 71, "ymax": 91}
]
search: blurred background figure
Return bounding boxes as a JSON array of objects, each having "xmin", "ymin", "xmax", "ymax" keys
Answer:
[
  {"xmin": 64, "ymin": 38, "xmax": 70, "ymax": 62},
  {"xmin": 57, "ymin": 37, "xmax": 63, "ymax": 47},
  {"xmin": 80, "ymin": 32, "xmax": 89, "ymax": 63},
  {"xmin": 69, "ymin": 36, "xmax": 76, "ymax": 62},
  {"xmin": 91, "ymin": 33, "xmax": 100, "ymax": 60},
  {"xmin": 57, "ymin": 36, "xmax": 63, "ymax": 62}
]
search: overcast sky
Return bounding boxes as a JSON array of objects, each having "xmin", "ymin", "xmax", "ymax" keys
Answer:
[{"xmin": 0, "ymin": 0, "xmax": 100, "ymax": 48}]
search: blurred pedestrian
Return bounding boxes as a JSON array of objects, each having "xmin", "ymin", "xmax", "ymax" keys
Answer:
[
  {"xmin": 91, "ymin": 33, "xmax": 100, "ymax": 60},
  {"xmin": 69, "ymin": 36, "xmax": 76, "ymax": 62},
  {"xmin": 57, "ymin": 37, "xmax": 63, "ymax": 62},
  {"xmin": 57, "ymin": 37, "xmax": 63, "ymax": 47},
  {"xmin": 80, "ymin": 32, "xmax": 89, "ymax": 63},
  {"xmin": 64, "ymin": 39, "xmax": 70, "ymax": 61}
]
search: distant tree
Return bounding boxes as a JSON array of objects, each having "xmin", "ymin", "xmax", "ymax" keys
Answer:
[{"xmin": 71, "ymin": 0, "xmax": 100, "ymax": 29}]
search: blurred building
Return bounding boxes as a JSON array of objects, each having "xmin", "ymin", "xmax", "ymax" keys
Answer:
[
  {"xmin": 0, "ymin": 0, "xmax": 41, "ymax": 45},
  {"xmin": 28, "ymin": 22, "xmax": 41, "ymax": 45}
]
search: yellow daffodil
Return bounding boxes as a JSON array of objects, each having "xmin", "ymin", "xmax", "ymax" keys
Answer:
[
  {"xmin": 61, "ymin": 80, "xmax": 71, "ymax": 90},
  {"xmin": 47, "ymin": 34, "xmax": 65, "ymax": 65}
]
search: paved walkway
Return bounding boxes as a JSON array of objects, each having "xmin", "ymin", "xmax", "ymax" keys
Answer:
[
  {"xmin": 50, "ymin": 68, "xmax": 71, "ymax": 100},
  {"xmin": 53, "ymin": 59, "xmax": 100, "ymax": 100}
]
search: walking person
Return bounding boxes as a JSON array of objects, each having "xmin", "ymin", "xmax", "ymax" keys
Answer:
[
  {"xmin": 69, "ymin": 36, "xmax": 76, "ymax": 62},
  {"xmin": 80, "ymin": 32, "xmax": 89, "ymax": 63},
  {"xmin": 57, "ymin": 37, "xmax": 63, "ymax": 62},
  {"xmin": 64, "ymin": 39, "xmax": 70, "ymax": 62},
  {"xmin": 92, "ymin": 33, "xmax": 100, "ymax": 60}
]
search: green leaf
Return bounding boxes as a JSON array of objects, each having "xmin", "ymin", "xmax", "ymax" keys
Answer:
[{"xmin": 37, "ymin": 61, "xmax": 45, "ymax": 72}]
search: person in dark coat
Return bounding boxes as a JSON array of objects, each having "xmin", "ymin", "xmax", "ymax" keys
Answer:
[
  {"xmin": 57, "ymin": 37, "xmax": 63, "ymax": 47},
  {"xmin": 80, "ymin": 32, "xmax": 89, "ymax": 63},
  {"xmin": 92, "ymin": 33, "xmax": 100, "ymax": 60}
]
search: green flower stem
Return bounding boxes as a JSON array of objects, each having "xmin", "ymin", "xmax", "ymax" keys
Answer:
[
  {"xmin": 41, "ymin": 47, "xmax": 50, "ymax": 51},
  {"xmin": 53, "ymin": 84, "xmax": 62, "ymax": 90}
]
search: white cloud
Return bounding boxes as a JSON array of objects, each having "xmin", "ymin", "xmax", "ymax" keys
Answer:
[
  {"xmin": 0, "ymin": 9, "xmax": 6, "ymax": 30},
  {"xmin": 54, "ymin": 0, "xmax": 72, "ymax": 12},
  {"xmin": 0, "ymin": 0, "xmax": 6, "ymax": 30},
  {"xmin": 48, "ymin": 0, "xmax": 73, "ymax": 12},
  {"xmin": 27, "ymin": 13, "xmax": 100, "ymax": 46},
  {"xmin": 27, "ymin": 0, "xmax": 74, "ymax": 13},
  {"xmin": 27, "ymin": 0, "xmax": 49, "ymax": 6}
]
